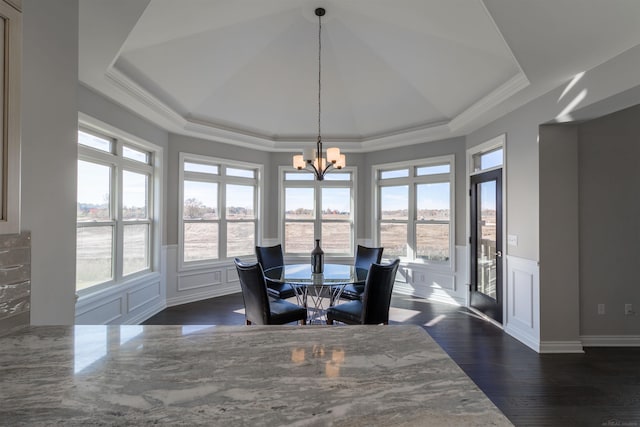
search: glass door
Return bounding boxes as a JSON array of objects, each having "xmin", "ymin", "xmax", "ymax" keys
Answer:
[{"xmin": 470, "ymin": 169, "xmax": 503, "ymax": 323}]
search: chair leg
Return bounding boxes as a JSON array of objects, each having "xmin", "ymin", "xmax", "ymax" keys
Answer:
[
  {"xmin": 326, "ymin": 318, "xmax": 333, "ymax": 325},
  {"xmin": 300, "ymin": 318, "xmax": 306, "ymax": 325}
]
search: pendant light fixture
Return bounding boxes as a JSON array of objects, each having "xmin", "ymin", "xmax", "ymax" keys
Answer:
[{"xmin": 292, "ymin": 7, "xmax": 345, "ymax": 180}]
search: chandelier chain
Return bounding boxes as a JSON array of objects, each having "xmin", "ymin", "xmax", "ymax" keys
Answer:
[{"xmin": 317, "ymin": 11, "xmax": 322, "ymax": 144}]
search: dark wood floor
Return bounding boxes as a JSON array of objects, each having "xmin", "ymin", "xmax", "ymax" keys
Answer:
[{"xmin": 144, "ymin": 294, "xmax": 640, "ymax": 426}]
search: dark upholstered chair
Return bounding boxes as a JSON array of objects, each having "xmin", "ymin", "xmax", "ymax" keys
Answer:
[
  {"xmin": 255, "ymin": 244, "xmax": 296, "ymax": 299},
  {"xmin": 340, "ymin": 245, "xmax": 384, "ymax": 301},
  {"xmin": 234, "ymin": 258, "xmax": 307, "ymax": 325},
  {"xmin": 326, "ymin": 259, "xmax": 400, "ymax": 325}
]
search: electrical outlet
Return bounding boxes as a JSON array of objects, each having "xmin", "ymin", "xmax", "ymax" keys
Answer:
[
  {"xmin": 597, "ymin": 304, "xmax": 605, "ymax": 315},
  {"xmin": 625, "ymin": 304, "xmax": 634, "ymax": 315}
]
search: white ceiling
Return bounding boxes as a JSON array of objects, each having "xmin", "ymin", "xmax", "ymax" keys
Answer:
[{"xmin": 79, "ymin": 0, "xmax": 640, "ymax": 152}]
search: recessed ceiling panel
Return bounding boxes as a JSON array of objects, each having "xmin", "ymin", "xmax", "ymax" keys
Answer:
[{"xmin": 114, "ymin": 0, "xmax": 522, "ymax": 141}]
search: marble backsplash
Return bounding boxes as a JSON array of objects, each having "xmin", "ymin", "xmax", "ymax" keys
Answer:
[{"xmin": 0, "ymin": 231, "xmax": 30, "ymax": 336}]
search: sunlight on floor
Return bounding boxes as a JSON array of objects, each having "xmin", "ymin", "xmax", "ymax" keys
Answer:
[
  {"xmin": 388, "ymin": 307, "xmax": 421, "ymax": 322},
  {"xmin": 425, "ymin": 314, "xmax": 446, "ymax": 327}
]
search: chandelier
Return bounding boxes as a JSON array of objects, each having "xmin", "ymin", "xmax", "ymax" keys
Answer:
[{"xmin": 292, "ymin": 7, "xmax": 345, "ymax": 181}]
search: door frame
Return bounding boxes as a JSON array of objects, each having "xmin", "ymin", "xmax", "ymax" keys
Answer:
[{"xmin": 465, "ymin": 134, "xmax": 507, "ymax": 327}]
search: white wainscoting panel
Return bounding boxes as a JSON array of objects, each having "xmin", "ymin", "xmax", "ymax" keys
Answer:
[
  {"xmin": 75, "ymin": 296, "xmax": 123, "ymax": 325},
  {"xmin": 393, "ymin": 246, "xmax": 466, "ymax": 306},
  {"xmin": 75, "ymin": 273, "xmax": 165, "ymax": 325},
  {"xmin": 166, "ymin": 245, "xmax": 241, "ymax": 307},
  {"xmin": 128, "ymin": 281, "xmax": 161, "ymax": 313},
  {"xmin": 178, "ymin": 270, "xmax": 223, "ymax": 291},
  {"xmin": 504, "ymin": 255, "xmax": 540, "ymax": 352}
]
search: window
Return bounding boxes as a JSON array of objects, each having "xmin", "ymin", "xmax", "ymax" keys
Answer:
[
  {"xmin": 472, "ymin": 147, "xmax": 503, "ymax": 172},
  {"xmin": 281, "ymin": 169, "xmax": 355, "ymax": 256},
  {"xmin": 180, "ymin": 154, "xmax": 261, "ymax": 266},
  {"xmin": 374, "ymin": 156, "xmax": 454, "ymax": 265},
  {"xmin": 76, "ymin": 128, "xmax": 156, "ymax": 291}
]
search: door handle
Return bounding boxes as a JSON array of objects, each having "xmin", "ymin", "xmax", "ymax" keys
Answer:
[{"xmin": 496, "ymin": 251, "xmax": 502, "ymax": 258}]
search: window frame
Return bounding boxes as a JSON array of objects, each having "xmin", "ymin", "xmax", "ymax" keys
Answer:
[
  {"xmin": 279, "ymin": 166, "xmax": 357, "ymax": 257},
  {"xmin": 76, "ymin": 122, "xmax": 159, "ymax": 294},
  {"xmin": 179, "ymin": 152, "xmax": 263, "ymax": 270},
  {"xmin": 373, "ymin": 155, "xmax": 455, "ymax": 269}
]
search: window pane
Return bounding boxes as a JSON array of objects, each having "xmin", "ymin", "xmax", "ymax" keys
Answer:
[
  {"xmin": 416, "ymin": 224, "xmax": 449, "ymax": 261},
  {"xmin": 183, "ymin": 181, "xmax": 217, "ymax": 219},
  {"xmin": 380, "ymin": 223, "xmax": 407, "ymax": 258},
  {"xmin": 285, "ymin": 222, "xmax": 314, "ymax": 253},
  {"xmin": 123, "ymin": 224, "xmax": 149, "ymax": 275},
  {"xmin": 321, "ymin": 222, "xmax": 351, "ymax": 254},
  {"xmin": 322, "ymin": 188, "xmax": 351, "ymax": 219},
  {"xmin": 416, "ymin": 164, "xmax": 450, "ymax": 175},
  {"xmin": 227, "ymin": 222, "xmax": 255, "ymax": 257},
  {"xmin": 184, "ymin": 162, "xmax": 218, "ymax": 174},
  {"xmin": 226, "ymin": 167, "xmax": 255, "ymax": 178},
  {"xmin": 123, "ymin": 146, "xmax": 149, "ymax": 163},
  {"xmin": 285, "ymin": 172, "xmax": 314, "ymax": 181},
  {"xmin": 78, "ymin": 130, "xmax": 111, "ymax": 152},
  {"xmin": 76, "ymin": 226, "xmax": 113, "ymax": 290},
  {"xmin": 473, "ymin": 148, "xmax": 503, "ymax": 171},
  {"xmin": 226, "ymin": 184, "xmax": 254, "ymax": 219},
  {"xmin": 481, "ymin": 148, "xmax": 503, "ymax": 170},
  {"xmin": 380, "ymin": 186, "xmax": 408, "ymax": 220},
  {"xmin": 184, "ymin": 222, "xmax": 218, "ymax": 261},
  {"xmin": 417, "ymin": 183, "xmax": 450, "ymax": 220},
  {"xmin": 122, "ymin": 171, "xmax": 148, "ymax": 220},
  {"xmin": 380, "ymin": 169, "xmax": 409, "ymax": 179},
  {"xmin": 285, "ymin": 187, "xmax": 314, "ymax": 219},
  {"xmin": 77, "ymin": 160, "xmax": 111, "ymax": 221},
  {"xmin": 324, "ymin": 172, "xmax": 351, "ymax": 181}
]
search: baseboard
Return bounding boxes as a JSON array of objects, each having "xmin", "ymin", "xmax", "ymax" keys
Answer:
[
  {"xmin": 504, "ymin": 323, "xmax": 540, "ymax": 352},
  {"xmin": 167, "ymin": 283, "xmax": 240, "ymax": 307},
  {"xmin": 538, "ymin": 340, "xmax": 584, "ymax": 353},
  {"xmin": 126, "ymin": 301, "xmax": 166, "ymax": 325},
  {"xmin": 581, "ymin": 335, "xmax": 640, "ymax": 347}
]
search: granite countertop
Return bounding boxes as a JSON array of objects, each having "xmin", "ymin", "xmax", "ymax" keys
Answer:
[{"xmin": 0, "ymin": 324, "xmax": 511, "ymax": 426}]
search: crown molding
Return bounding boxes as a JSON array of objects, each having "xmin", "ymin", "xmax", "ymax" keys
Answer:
[
  {"xmin": 448, "ymin": 72, "xmax": 530, "ymax": 132},
  {"xmin": 105, "ymin": 68, "xmax": 187, "ymax": 129},
  {"xmin": 104, "ymin": 65, "xmax": 526, "ymax": 152}
]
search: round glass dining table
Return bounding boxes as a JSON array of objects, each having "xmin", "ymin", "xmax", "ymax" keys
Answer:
[{"xmin": 263, "ymin": 263, "xmax": 368, "ymax": 324}]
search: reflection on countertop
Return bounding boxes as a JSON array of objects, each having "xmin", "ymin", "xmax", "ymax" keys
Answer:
[{"xmin": 0, "ymin": 324, "xmax": 512, "ymax": 426}]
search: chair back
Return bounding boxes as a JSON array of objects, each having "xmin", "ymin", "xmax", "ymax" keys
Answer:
[
  {"xmin": 255, "ymin": 244, "xmax": 285, "ymax": 271},
  {"xmin": 361, "ymin": 259, "xmax": 400, "ymax": 325},
  {"xmin": 234, "ymin": 258, "xmax": 271, "ymax": 325},
  {"xmin": 354, "ymin": 245, "xmax": 384, "ymax": 270}
]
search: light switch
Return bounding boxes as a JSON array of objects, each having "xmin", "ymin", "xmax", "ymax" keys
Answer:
[{"xmin": 507, "ymin": 235, "xmax": 518, "ymax": 247}]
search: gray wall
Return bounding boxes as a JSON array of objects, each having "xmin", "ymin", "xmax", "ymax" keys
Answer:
[
  {"xmin": 539, "ymin": 124, "xmax": 580, "ymax": 342},
  {"xmin": 22, "ymin": 0, "xmax": 78, "ymax": 325},
  {"xmin": 579, "ymin": 104, "xmax": 640, "ymax": 336}
]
